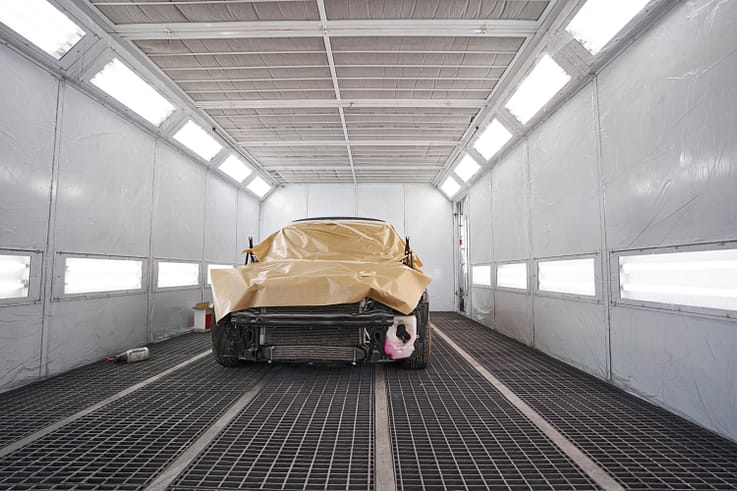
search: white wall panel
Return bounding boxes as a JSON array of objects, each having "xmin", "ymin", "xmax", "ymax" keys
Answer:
[
  {"xmin": 493, "ymin": 290, "xmax": 533, "ymax": 345},
  {"xmin": 46, "ymin": 295, "xmax": 147, "ymax": 376},
  {"xmin": 0, "ymin": 305, "xmax": 43, "ymax": 390},
  {"xmin": 307, "ymin": 184, "xmax": 357, "ymax": 218},
  {"xmin": 150, "ymin": 290, "xmax": 201, "ymax": 342},
  {"xmin": 599, "ymin": 0, "xmax": 737, "ymax": 250},
  {"xmin": 529, "ymin": 84, "xmax": 601, "ymax": 257},
  {"xmin": 492, "ymin": 143, "xmax": 530, "ymax": 261},
  {"xmin": 205, "ymin": 174, "xmax": 238, "ymax": 262},
  {"xmin": 471, "ymin": 287, "xmax": 492, "ymax": 327},
  {"xmin": 0, "ymin": 46, "xmax": 57, "ymax": 250},
  {"xmin": 152, "ymin": 144, "xmax": 206, "ymax": 260},
  {"xmin": 356, "ymin": 184, "xmax": 405, "ymax": 233},
  {"xmin": 260, "ymin": 185, "xmax": 307, "ymax": 240},
  {"xmin": 534, "ymin": 297, "xmax": 607, "ymax": 379},
  {"xmin": 469, "ymin": 173, "xmax": 492, "ymax": 264},
  {"xmin": 405, "ymin": 185, "xmax": 454, "ymax": 311},
  {"xmin": 610, "ymin": 307, "xmax": 737, "ymax": 441},
  {"xmin": 54, "ymin": 87, "xmax": 154, "ymax": 257}
]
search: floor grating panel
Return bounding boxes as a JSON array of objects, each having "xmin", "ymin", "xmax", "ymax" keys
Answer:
[
  {"xmin": 434, "ymin": 312, "xmax": 737, "ymax": 490},
  {"xmin": 0, "ymin": 358, "xmax": 266, "ymax": 490},
  {"xmin": 0, "ymin": 332, "xmax": 210, "ymax": 448},
  {"xmin": 169, "ymin": 364, "xmax": 374, "ymax": 491},
  {"xmin": 386, "ymin": 337, "xmax": 599, "ymax": 491}
]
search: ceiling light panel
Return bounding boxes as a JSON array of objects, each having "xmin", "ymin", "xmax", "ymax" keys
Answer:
[
  {"xmin": 91, "ymin": 58, "xmax": 175, "ymax": 126},
  {"xmin": 440, "ymin": 176, "xmax": 461, "ymax": 199},
  {"xmin": 173, "ymin": 121, "xmax": 223, "ymax": 161},
  {"xmin": 474, "ymin": 119, "xmax": 513, "ymax": 160},
  {"xmin": 566, "ymin": 0, "xmax": 651, "ymax": 55},
  {"xmin": 247, "ymin": 176, "xmax": 272, "ymax": 198},
  {"xmin": 218, "ymin": 155, "xmax": 252, "ymax": 183},
  {"xmin": 0, "ymin": 0, "xmax": 85, "ymax": 60},
  {"xmin": 505, "ymin": 54, "xmax": 571, "ymax": 124},
  {"xmin": 453, "ymin": 155, "xmax": 481, "ymax": 183}
]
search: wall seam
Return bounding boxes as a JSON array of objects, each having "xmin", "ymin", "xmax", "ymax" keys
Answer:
[
  {"xmin": 145, "ymin": 140, "xmax": 158, "ymax": 343},
  {"xmin": 39, "ymin": 78, "xmax": 65, "ymax": 378},
  {"xmin": 592, "ymin": 75, "xmax": 614, "ymax": 382},
  {"xmin": 525, "ymin": 140, "xmax": 536, "ymax": 347}
]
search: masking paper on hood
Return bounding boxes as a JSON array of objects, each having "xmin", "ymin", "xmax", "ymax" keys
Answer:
[{"xmin": 211, "ymin": 220, "xmax": 431, "ymax": 321}]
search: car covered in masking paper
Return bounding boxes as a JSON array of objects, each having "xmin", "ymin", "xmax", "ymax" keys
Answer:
[{"xmin": 209, "ymin": 217, "xmax": 432, "ymax": 369}]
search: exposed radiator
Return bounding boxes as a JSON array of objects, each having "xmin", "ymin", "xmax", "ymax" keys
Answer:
[
  {"xmin": 270, "ymin": 345, "xmax": 359, "ymax": 362},
  {"xmin": 263, "ymin": 326, "xmax": 362, "ymax": 347}
]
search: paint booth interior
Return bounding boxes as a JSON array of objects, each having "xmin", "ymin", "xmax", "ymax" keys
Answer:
[{"xmin": 1, "ymin": 1, "xmax": 737, "ymax": 490}]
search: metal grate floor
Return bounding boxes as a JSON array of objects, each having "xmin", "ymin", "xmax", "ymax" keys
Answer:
[
  {"xmin": 0, "ymin": 332, "xmax": 210, "ymax": 447},
  {"xmin": 0, "ymin": 358, "xmax": 266, "ymax": 490},
  {"xmin": 434, "ymin": 312, "xmax": 737, "ymax": 490},
  {"xmin": 169, "ymin": 364, "xmax": 375, "ymax": 491},
  {"xmin": 386, "ymin": 337, "xmax": 598, "ymax": 491}
]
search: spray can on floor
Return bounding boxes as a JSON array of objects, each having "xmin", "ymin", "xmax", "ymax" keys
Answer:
[{"xmin": 107, "ymin": 347, "xmax": 149, "ymax": 363}]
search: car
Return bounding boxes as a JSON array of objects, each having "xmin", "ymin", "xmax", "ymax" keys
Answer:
[{"xmin": 209, "ymin": 217, "xmax": 432, "ymax": 369}]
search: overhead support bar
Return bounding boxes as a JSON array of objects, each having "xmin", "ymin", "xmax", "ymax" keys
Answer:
[
  {"xmin": 197, "ymin": 99, "xmax": 487, "ymax": 109},
  {"xmin": 239, "ymin": 140, "xmax": 461, "ymax": 147},
  {"xmin": 114, "ymin": 19, "xmax": 539, "ymax": 40}
]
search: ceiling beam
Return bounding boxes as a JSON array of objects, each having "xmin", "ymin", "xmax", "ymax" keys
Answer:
[
  {"xmin": 196, "ymin": 99, "xmax": 487, "ymax": 109},
  {"xmin": 239, "ymin": 140, "xmax": 460, "ymax": 146},
  {"xmin": 113, "ymin": 19, "xmax": 539, "ymax": 40}
]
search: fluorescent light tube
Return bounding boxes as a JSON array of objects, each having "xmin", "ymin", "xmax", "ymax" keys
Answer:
[
  {"xmin": 157, "ymin": 262, "xmax": 200, "ymax": 288},
  {"xmin": 453, "ymin": 154, "xmax": 481, "ymax": 183},
  {"xmin": 64, "ymin": 257, "xmax": 142, "ymax": 295},
  {"xmin": 566, "ymin": 0, "xmax": 651, "ymax": 55},
  {"xmin": 497, "ymin": 263, "xmax": 528, "ymax": 290},
  {"xmin": 0, "ymin": 254, "xmax": 30, "ymax": 299},
  {"xmin": 505, "ymin": 55, "xmax": 571, "ymax": 124},
  {"xmin": 472, "ymin": 265, "xmax": 492, "ymax": 286},
  {"xmin": 219, "ymin": 155, "xmax": 252, "ymax": 183},
  {"xmin": 91, "ymin": 58, "xmax": 175, "ymax": 126},
  {"xmin": 173, "ymin": 121, "xmax": 222, "ymax": 161},
  {"xmin": 0, "ymin": 0, "xmax": 85, "ymax": 60},
  {"xmin": 474, "ymin": 119, "xmax": 513, "ymax": 160},
  {"xmin": 538, "ymin": 258, "xmax": 596, "ymax": 296}
]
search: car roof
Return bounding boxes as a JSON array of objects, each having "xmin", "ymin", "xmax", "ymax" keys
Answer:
[{"xmin": 292, "ymin": 217, "xmax": 386, "ymax": 223}]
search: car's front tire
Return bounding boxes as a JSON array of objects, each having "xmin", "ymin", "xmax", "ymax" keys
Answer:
[{"xmin": 211, "ymin": 315, "xmax": 241, "ymax": 367}]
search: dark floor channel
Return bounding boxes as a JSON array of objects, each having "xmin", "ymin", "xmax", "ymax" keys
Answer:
[{"xmin": 0, "ymin": 314, "xmax": 737, "ymax": 490}]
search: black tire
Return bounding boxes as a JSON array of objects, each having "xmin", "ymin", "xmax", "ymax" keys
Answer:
[
  {"xmin": 402, "ymin": 298, "xmax": 431, "ymax": 369},
  {"xmin": 211, "ymin": 315, "xmax": 241, "ymax": 367}
]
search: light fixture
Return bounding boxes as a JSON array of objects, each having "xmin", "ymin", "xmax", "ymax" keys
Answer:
[
  {"xmin": 497, "ymin": 262, "xmax": 528, "ymax": 290},
  {"xmin": 0, "ymin": 254, "xmax": 30, "ymax": 299},
  {"xmin": 538, "ymin": 258, "xmax": 596, "ymax": 296},
  {"xmin": 505, "ymin": 55, "xmax": 571, "ymax": 124},
  {"xmin": 64, "ymin": 257, "xmax": 142, "ymax": 295},
  {"xmin": 218, "ymin": 155, "xmax": 252, "ymax": 183},
  {"xmin": 440, "ymin": 176, "xmax": 461, "ymax": 199},
  {"xmin": 247, "ymin": 176, "xmax": 272, "ymax": 198},
  {"xmin": 173, "ymin": 121, "xmax": 222, "ymax": 161},
  {"xmin": 90, "ymin": 58, "xmax": 175, "ymax": 126},
  {"xmin": 472, "ymin": 265, "xmax": 492, "ymax": 287},
  {"xmin": 474, "ymin": 119, "xmax": 513, "ymax": 160},
  {"xmin": 207, "ymin": 264, "xmax": 234, "ymax": 285},
  {"xmin": 0, "ymin": 0, "xmax": 85, "ymax": 60},
  {"xmin": 157, "ymin": 262, "xmax": 200, "ymax": 288},
  {"xmin": 566, "ymin": 0, "xmax": 651, "ymax": 55},
  {"xmin": 619, "ymin": 249, "xmax": 737, "ymax": 311},
  {"xmin": 453, "ymin": 154, "xmax": 481, "ymax": 183}
]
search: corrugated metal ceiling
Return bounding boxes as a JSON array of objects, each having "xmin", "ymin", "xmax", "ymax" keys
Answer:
[{"xmin": 91, "ymin": 0, "xmax": 552, "ymax": 184}]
